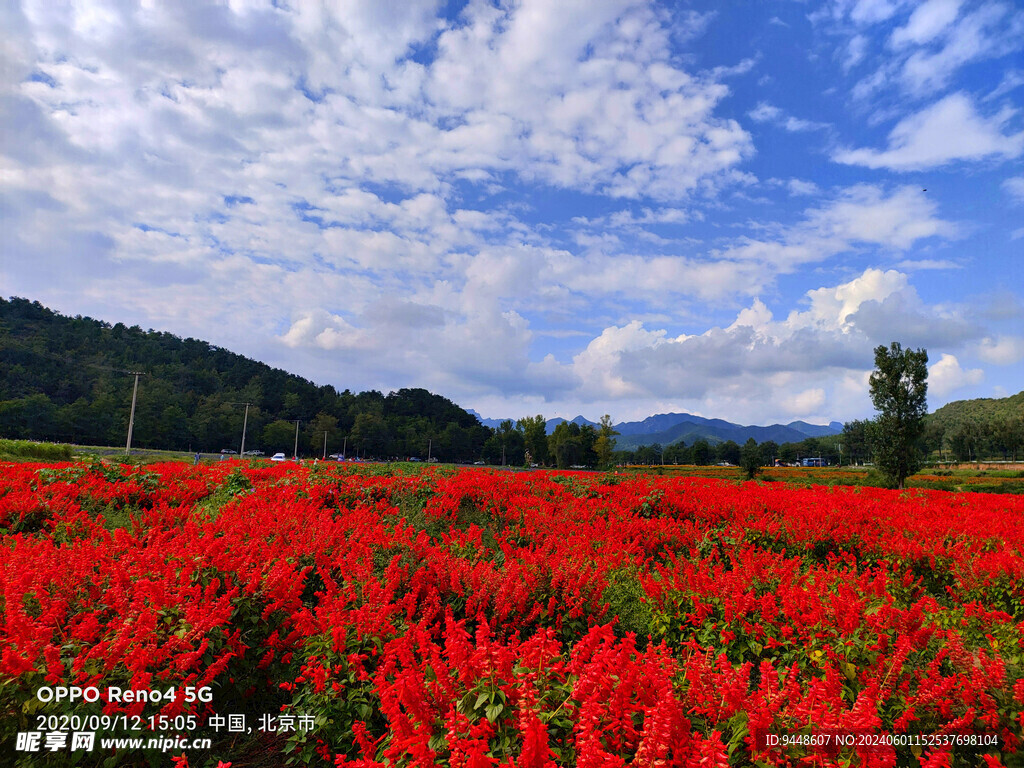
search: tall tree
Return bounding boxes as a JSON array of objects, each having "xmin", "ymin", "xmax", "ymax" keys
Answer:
[
  {"xmin": 740, "ymin": 437, "xmax": 763, "ymax": 480},
  {"xmin": 716, "ymin": 440, "xmax": 741, "ymax": 466},
  {"xmin": 691, "ymin": 439, "xmax": 711, "ymax": 466},
  {"xmin": 517, "ymin": 415, "xmax": 549, "ymax": 466},
  {"xmin": 868, "ymin": 342, "xmax": 928, "ymax": 489},
  {"xmin": 594, "ymin": 414, "xmax": 618, "ymax": 467},
  {"xmin": 841, "ymin": 420, "xmax": 871, "ymax": 466}
]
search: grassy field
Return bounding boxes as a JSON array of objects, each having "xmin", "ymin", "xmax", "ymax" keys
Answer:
[{"xmin": 0, "ymin": 439, "xmax": 73, "ymax": 462}]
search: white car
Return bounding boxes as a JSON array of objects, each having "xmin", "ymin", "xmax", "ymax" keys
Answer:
[{"xmin": 270, "ymin": 452, "xmax": 286, "ymax": 462}]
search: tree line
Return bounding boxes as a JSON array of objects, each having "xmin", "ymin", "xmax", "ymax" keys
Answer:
[{"xmin": 0, "ymin": 298, "xmax": 491, "ymax": 461}]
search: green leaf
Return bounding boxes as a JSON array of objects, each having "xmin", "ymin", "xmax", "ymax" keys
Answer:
[{"xmin": 485, "ymin": 702, "xmax": 504, "ymax": 722}]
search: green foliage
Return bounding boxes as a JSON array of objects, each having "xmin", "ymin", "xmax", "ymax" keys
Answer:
[
  {"xmin": 691, "ymin": 439, "xmax": 711, "ymax": 466},
  {"xmin": 0, "ymin": 297, "xmax": 490, "ymax": 461},
  {"xmin": 594, "ymin": 414, "xmax": 618, "ymax": 467},
  {"xmin": 0, "ymin": 438, "xmax": 72, "ymax": 461},
  {"xmin": 601, "ymin": 568, "xmax": 656, "ymax": 644},
  {"xmin": 739, "ymin": 437, "xmax": 763, "ymax": 480},
  {"xmin": 517, "ymin": 414, "xmax": 549, "ymax": 466},
  {"xmin": 868, "ymin": 342, "xmax": 929, "ymax": 490},
  {"xmin": 482, "ymin": 420, "xmax": 525, "ymax": 465},
  {"xmin": 922, "ymin": 390, "xmax": 1024, "ymax": 462},
  {"xmin": 840, "ymin": 419, "xmax": 871, "ymax": 465}
]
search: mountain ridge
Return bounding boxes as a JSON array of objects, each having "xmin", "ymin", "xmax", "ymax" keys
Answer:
[{"xmin": 468, "ymin": 409, "xmax": 843, "ymax": 446}]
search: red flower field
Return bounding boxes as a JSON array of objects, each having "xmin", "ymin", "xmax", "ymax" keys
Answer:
[{"xmin": 2, "ymin": 460, "xmax": 1023, "ymax": 767}]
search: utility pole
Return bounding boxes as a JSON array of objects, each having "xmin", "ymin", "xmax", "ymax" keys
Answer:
[
  {"xmin": 125, "ymin": 372, "xmax": 144, "ymax": 456},
  {"xmin": 292, "ymin": 420, "xmax": 301, "ymax": 459},
  {"xmin": 227, "ymin": 402, "xmax": 252, "ymax": 457},
  {"xmin": 342, "ymin": 436, "xmax": 347, "ymax": 460},
  {"xmin": 323, "ymin": 431, "xmax": 328, "ymax": 459},
  {"xmin": 427, "ymin": 438, "xmax": 432, "ymax": 462},
  {"xmin": 240, "ymin": 403, "xmax": 250, "ymax": 457}
]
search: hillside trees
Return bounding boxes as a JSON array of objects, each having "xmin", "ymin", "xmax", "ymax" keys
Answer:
[{"xmin": 0, "ymin": 298, "xmax": 490, "ymax": 459}]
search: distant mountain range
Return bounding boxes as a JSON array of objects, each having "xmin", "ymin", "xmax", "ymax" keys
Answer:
[{"xmin": 466, "ymin": 410, "xmax": 843, "ymax": 447}]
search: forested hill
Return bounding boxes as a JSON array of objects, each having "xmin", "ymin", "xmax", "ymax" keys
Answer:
[
  {"xmin": 923, "ymin": 389, "xmax": 1024, "ymax": 461},
  {"xmin": 0, "ymin": 297, "xmax": 490, "ymax": 459},
  {"xmin": 928, "ymin": 390, "xmax": 1024, "ymax": 425}
]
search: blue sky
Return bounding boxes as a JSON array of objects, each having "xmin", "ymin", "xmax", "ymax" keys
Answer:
[{"xmin": 2, "ymin": 0, "xmax": 1022, "ymax": 425}]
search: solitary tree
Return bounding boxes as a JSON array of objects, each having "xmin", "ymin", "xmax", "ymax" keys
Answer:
[
  {"xmin": 740, "ymin": 437, "xmax": 763, "ymax": 480},
  {"xmin": 868, "ymin": 342, "xmax": 928, "ymax": 489},
  {"xmin": 594, "ymin": 414, "xmax": 619, "ymax": 467}
]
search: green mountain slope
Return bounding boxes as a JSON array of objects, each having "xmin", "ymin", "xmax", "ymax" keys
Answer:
[
  {"xmin": 928, "ymin": 391, "xmax": 1024, "ymax": 425},
  {"xmin": 0, "ymin": 297, "xmax": 489, "ymax": 459},
  {"xmin": 924, "ymin": 390, "xmax": 1024, "ymax": 461}
]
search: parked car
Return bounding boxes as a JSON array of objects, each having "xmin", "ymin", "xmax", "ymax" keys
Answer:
[
  {"xmin": 270, "ymin": 453, "xmax": 286, "ymax": 462},
  {"xmin": 243, "ymin": 450, "xmax": 263, "ymax": 456},
  {"xmin": 328, "ymin": 453, "xmax": 344, "ymax": 460},
  {"xmin": 220, "ymin": 449, "xmax": 236, "ymax": 454},
  {"xmin": 473, "ymin": 460, "xmax": 485, "ymax": 465}
]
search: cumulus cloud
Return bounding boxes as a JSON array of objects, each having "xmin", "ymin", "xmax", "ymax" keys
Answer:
[
  {"xmin": 977, "ymin": 336, "xmax": 1024, "ymax": 365},
  {"xmin": 834, "ymin": 93, "xmax": 1024, "ymax": 170},
  {"xmin": 928, "ymin": 353, "xmax": 984, "ymax": 397},
  {"xmin": 554, "ymin": 267, "xmax": 982, "ymax": 416}
]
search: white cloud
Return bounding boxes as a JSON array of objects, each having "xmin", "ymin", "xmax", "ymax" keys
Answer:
[
  {"xmin": 781, "ymin": 388, "xmax": 827, "ymax": 416},
  {"xmin": 928, "ymin": 353, "xmax": 983, "ymax": 397},
  {"xmin": 850, "ymin": 0, "xmax": 903, "ymax": 25},
  {"xmin": 793, "ymin": 268, "xmax": 908, "ymax": 330},
  {"xmin": 834, "ymin": 93, "xmax": 1024, "ymax": 170},
  {"xmin": 978, "ymin": 336, "xmax": 1024, "ymax": 365},
  {"xmin": 1003, "ymin": 176, "xmax": 1024, "ymax": 203},
  {"xmin": 890, "ymin": 0, "xmax": 963, "ymax": 48},
  {"xmin": 899, "ymin": 3, "xmax": 1024, "ymax": 95},
  {"xmin": 749, "ymin": 102, "xmax": 829, "ymax": 132},
  {"xmin": 844, "ymin": 34, "xmax": 869, "ymax": 71},
  {"xmin": 787, "ymin": 179, "xmax": 820, "ymax": 196},
  {"xmin": 893, "ymin": 258, "xmax": 961, "ymax": 271},
  {"xmin": 573, "ymin": 321, "xmax": 671, "ymax": 398},
  {"xmin": 801, "ymin": 185, "xmax": 956, "ymax": 249},
  {"xmin": 749, "ymin": 102, "xmax": 782, "ymax": 122},
  {"xmin": 552, "ymin": 268, "xmax": 982, "ymax": 417},
  {"xmin": 986, "ymin": 69, "xmax": 1024, "ymax": 101},
  {"xmin": 822, "ymin": 0, "xmax": 1023, "ymax": 104}
]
